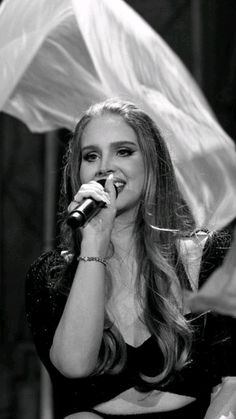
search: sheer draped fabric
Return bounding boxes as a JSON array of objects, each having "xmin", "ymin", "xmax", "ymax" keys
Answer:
[{"xmin": 0, "ymin": 0, "xmax": 236, "ymax": 230}]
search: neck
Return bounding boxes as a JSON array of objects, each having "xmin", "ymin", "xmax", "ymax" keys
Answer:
[
  {"xmin": 111, "ymin": 216, "xmax": 135, "ymax": 255},
  {"xmin": 107, "ymin": 213, "xmax": 139, "ymax": 290}
]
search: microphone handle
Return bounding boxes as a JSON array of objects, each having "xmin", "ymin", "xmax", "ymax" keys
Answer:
[{"xmin": 67, "ymin": 198, "xmax": 105, "ymax": 229}]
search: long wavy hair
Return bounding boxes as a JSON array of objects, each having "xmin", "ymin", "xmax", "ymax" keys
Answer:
[{"xmin": 58, "ymin": 98, "xmax": 196, "ymax": 385}]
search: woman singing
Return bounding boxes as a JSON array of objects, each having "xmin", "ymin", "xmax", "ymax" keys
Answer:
[{"xmin": 26, "ymin": 99, "xmax": 235, "ymax": 419}]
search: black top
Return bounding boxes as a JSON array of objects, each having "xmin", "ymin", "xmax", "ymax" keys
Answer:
[{"xmin": 25, "ymin": 231, "xmax": 236, "ymax": 419}]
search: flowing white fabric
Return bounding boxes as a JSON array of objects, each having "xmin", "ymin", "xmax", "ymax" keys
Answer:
[
  {"xmin": 186, "ymin": 227, "xmax": 236, "ymax": 317},
  {"xmin": 0, "ymin": 0, "xmax": 236, "ymax": 230}
]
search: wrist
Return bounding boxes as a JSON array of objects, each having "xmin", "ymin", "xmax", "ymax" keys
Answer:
[
  {"xmin": 80, "ymin": 239, "xmax": 110, "ymax": 259},
  {"xmin": 77, "ymin": 256, "xmax": 107, "ymax": 267}
]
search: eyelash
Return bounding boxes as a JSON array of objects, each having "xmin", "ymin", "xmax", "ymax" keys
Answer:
[
  {"xmin": 83, "ymin": 148, "xmax": 134, "ymax": 162},
  {"xmin": 83, "ymin": 153, "xmax": 98, "ymax": 162},
  {"xmin": 117, "ymin": 148, "xmax": 134, "ymax": 157}
]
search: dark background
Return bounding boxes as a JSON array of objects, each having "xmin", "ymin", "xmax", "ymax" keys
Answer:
[{"xmin": 1, "ymin": 1, "xmax": 236, "ymax": 418}]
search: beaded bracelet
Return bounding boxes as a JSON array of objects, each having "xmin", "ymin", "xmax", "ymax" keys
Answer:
[{"xmin": 77, "ymin": 256, "xmax": 107, "ymax": 267}]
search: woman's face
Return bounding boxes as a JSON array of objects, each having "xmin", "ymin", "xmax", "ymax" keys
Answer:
[{"xmin": 79, "ymin": 114, "xmax": 145, "ymax": 216}]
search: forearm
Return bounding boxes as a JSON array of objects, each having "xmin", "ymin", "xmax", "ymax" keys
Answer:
[
  {"xmin": 51, "ymin": 177, "xmax": 116, "ymax": 377},
  {"xmin": 50, "ymin": 248, "xmax": 107, "ymax": 377}
]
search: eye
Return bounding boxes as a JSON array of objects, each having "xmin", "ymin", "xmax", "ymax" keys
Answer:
[
  {"xmin": 82, "ymin": 152, "xmax": 99, "ymax": 162},
  {"xmin": 117, "ymin": 148, "xmax": 134, "ymax": 157}
]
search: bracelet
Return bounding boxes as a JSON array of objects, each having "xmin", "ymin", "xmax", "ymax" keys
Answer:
[{"xmin": 77, "ymin": 256, "xmax": 107, "ymax": 267}]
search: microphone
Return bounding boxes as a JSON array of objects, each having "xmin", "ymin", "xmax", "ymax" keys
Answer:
[{"xmin": 66, "ymin": 179, "xmax": 118, "ymax": 229}]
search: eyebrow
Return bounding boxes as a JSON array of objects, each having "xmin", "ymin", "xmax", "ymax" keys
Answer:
[{"xmin": 81, "ymin": 140, "xmax": 137, "ymax": 152}]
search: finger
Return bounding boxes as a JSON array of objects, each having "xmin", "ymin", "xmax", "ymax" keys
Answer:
[
  {"xmin": 79, "ymin": 188, "xmax": 110, "ymax": 204},
  {"xmin": 74, "ymin": 183, "xmax": 109, "ymax": 201},
  {"xmin": 77, "ymin": 182, "xmax": 104, "ymax": 196},
  {"xmin": 67, "ymin": 200, "xmax": 81, "ymax": 213},
  {"xmin": 105, "ymin": 174, "xmax": 117, "ymax": 204},
  {"xmin": 68, "ymin": 187, "xmax": 110, "ymax": 213},
  {"xmin": 88, "ymin": 180, "xmax": 105, "ymax": 191}
]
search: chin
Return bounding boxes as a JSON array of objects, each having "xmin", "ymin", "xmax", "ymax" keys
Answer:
[{"xmin": 116, "ymin": 203, "xmax": 139, "ymax": 219}]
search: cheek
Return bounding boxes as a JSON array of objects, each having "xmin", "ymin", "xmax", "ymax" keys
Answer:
[
  {"xmin": 134, "ymin": 160, "xmax": 145, "ymax": 185},
  {"xmin": 79, "ymin": 166, "xmax": 85, "ymax": 183},
  {"xmin": 79, "ymin": 163, "xmax": 94, "ymax": 183}
]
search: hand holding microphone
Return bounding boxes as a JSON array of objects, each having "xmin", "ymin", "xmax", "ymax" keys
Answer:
[{"xmin": 67, "ymin": 176, "xmax": 118, "ymax": 229}]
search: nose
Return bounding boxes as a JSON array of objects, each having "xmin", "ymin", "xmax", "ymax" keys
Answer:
[
  {"xmin": 96, "ymin": 168, "xmax": 114, "ymax": 177},
  {"xmin": 95, "ymin": 154, "xmax": 115, "ymax": 177}
]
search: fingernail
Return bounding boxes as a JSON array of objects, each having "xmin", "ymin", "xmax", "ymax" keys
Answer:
[
  {"xmin": 103, "ymin": 194, "xmax": 111, "ymax": 205},
  {"xmin": 108, "ymin": 173, "xmax": 114, "ymax": 181},
  {"xmin": 103, "ymin": 198, "xmax": 111, "ymax": 206}
]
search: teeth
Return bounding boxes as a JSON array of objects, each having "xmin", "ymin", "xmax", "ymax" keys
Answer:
[
  {"xmin": 114, "ymin": 182, "xmax": 124, "ymax": 187},
  {"xmin": 114, "ymin": 181, "xmax": 125, "ymax": 192}
]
